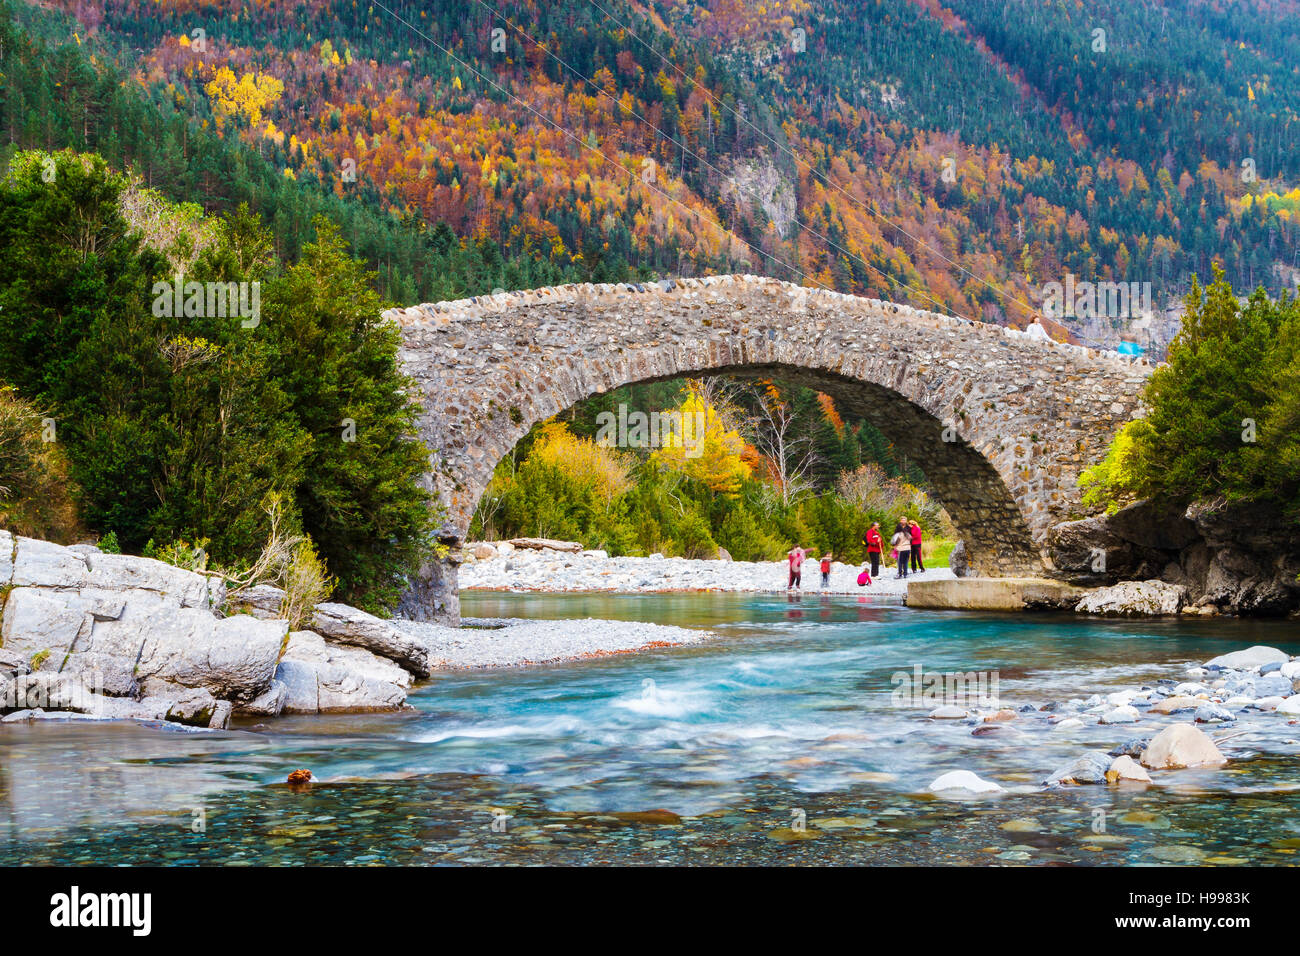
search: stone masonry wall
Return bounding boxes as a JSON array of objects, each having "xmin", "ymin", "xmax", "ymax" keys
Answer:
[{"xmin": 388, "ymin": 275, "xmax": 1151, "ymax": 614}]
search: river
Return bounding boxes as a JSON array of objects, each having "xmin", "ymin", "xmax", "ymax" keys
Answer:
[{"xmin": 2, "ymin": 592, "xmax": 1298, "ymax": 865}]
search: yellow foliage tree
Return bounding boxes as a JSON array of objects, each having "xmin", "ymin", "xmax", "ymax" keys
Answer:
[
  {"xmin": 204, "ymin": 67, "xmax": 284, "ymax": 127},
  {"xmin": 530, "ymin": 420, "xmax": 632, "ymax": 502},
  {"xmin": 651, "ymin": 387, "xmax": 750, "ymax": 495}
]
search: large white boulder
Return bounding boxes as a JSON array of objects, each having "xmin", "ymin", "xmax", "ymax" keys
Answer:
[
  {"xmin": 1204, "ymin": 646, "xmax": 1289, "ymax": 670},
  {"xmin": 312, "ymin": 602, "xmax": 432, "ymax": 676},
  {"xmin": 1076, "ymin": 580, "xmax": 1187, "ymax": 616},
  {"xmin": 8, "ymin": 534, "xmax": 220, "ymax": 607},
  {"xmin": 276, "ymin": 631, "xmax": 409, "ymax": 713},
  {"xmin": 124, "ymin": 610, "xmax": 286, "ymax": 703}
]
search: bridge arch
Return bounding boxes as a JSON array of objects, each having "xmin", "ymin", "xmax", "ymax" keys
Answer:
[{"xmin": 389, "ymin": 275, "xmax": 1151, "ymax": 617}]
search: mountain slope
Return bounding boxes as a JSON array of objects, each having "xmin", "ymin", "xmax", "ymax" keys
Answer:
[{"xmin": 10, "ymin": 0, "xmax": 1300, "ymax": 352}]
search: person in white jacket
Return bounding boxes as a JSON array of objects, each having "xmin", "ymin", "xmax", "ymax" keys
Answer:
[{"xmin": 890, "ymin": 521, "xmax": 911, "ymax": 579}]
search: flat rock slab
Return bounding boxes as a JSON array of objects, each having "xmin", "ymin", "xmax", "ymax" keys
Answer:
[{"xmin": 906, "ymin": 578, "xmax": 1083, "ymax": 611}]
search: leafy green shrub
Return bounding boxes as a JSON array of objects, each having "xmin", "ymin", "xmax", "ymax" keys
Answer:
[
  {"xmin": 279, "ymin": 538, "xmax": 334, "ymax": 632},
  {"xmin": 717, "ymin": 506, "xmax": 770, "ymax": 561},
  {"xmin": 150, "ymin": 537, "xmax": 211, "ymax": 573},
  {"xmin": 669, "ymin": 510, "xmax": 718, "ymax": 559}
]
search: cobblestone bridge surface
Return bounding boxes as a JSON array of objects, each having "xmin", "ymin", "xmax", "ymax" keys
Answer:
[{"xmin": 387, "ymin": 275, "xmax": 1151, "ymax": 620}]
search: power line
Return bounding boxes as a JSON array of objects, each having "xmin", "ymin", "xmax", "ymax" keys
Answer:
[
  {"xmin": 465, "ymin": 0, "xmax": 970, "ymax": 319},
  {"xmin": 583, "ymin": 0, "xmax": 1042, "ymax": 321},
  {"xmin": 369, "ymin": 0, "xmax": 830, "ymax": 295}
]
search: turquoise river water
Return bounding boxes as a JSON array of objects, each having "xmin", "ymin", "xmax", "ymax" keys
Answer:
[{"xmin": 2, "ymin": 591, "xmax": 1298, "ymax": 865}]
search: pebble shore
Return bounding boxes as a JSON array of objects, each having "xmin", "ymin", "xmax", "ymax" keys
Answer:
[
  {"xmin": 458, "ymin": 546, "xmax": 955, "ymax": 596},
  {"xmin": 396, "ymin": 616, "xmax": 714, "ymax": 669}
]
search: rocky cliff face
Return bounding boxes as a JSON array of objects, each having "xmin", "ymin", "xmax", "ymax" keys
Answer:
[
  {"xmin": 1048, "ymin": 499, "xmax": 1300, "ymax": 616},
  {"xmin": 718, "ymin": 156, "xmax": 797, "ymax": 241},
  {"xmin": 0, "ymin": 531, "xmax": 447, "ymax": 727}
]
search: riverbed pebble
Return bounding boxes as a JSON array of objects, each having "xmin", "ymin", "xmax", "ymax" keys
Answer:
[
  {"xmin": 1193, "ymin": 703, "xmax": 1236, "ymax": 724},
  {"xmin": 928, "ymin": 706, "xmax": 969, "ymax": 719},
  {"xmin": 1106, "ymin": 755, "xmax": 1152, "ymax": 784},
  {"xmin": 1139, "ymin": 723, "xmax": 1227, "ymax": 769},
  {"xmin": 1099, "ymin": 705, "xmax": 1140, "ymax": 724},
  {"xmin": 1044, "ymin": 751, "xmax": 1113, "ymax": 785}
]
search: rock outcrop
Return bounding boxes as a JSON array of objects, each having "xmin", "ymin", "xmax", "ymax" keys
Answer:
[
  {"xmin": 0, "ymin": 532, "xmax": 424, "ymax": 727},
  {"xmin": 1050, "ymin": 498, "xmax": 1300, "ymax": 616},
  {"xmin": 231, "ymin": 584, "xmax": 436, "ymax": 677}
]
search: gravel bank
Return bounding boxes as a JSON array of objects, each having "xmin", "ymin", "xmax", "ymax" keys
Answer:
[
  {"xmin": 459, "ymin": 548, "xmax": 954, "ymax": 596},
  {"xmin": 395, "ymin": 617, "xmax": 714, "ymax": 669}
]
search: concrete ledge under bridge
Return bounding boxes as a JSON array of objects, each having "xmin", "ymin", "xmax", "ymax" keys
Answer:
[{"xmin": 905, "ymin": 578, "xmax": 1086, "ymax": 612}]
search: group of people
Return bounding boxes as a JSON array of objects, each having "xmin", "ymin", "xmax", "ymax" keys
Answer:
[
  {"xmin": 785, "ymin": 518, "xmax": 925, "ymax": 590},
  {"xmin": 864, "ymin": 518, "xmax": 926, "ymax": 579}
]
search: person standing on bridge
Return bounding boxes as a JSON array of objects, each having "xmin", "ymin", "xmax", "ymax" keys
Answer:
[
  {"xmin": 890, "ymin": 521, "xmax": 911, "ymax": 579},
  {"xmin": 862, "ymin": 522, "xmax": 883, "ymax": 579},
  {"xmin": 908, "ymin": 518, "xmax": 925, "ymax": 574}
]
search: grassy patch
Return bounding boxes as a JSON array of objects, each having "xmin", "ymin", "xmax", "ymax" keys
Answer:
[{"xmin": 925, "ymin": 538, "xmax": 957, "ymax": 569}]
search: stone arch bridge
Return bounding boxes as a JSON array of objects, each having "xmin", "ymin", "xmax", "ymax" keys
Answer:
[{"xmin": 387, "ymin": 275, "xmax": 1151, "ymax": 621}]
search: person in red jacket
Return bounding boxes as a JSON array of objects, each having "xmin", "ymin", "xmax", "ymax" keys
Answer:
[
  {"xmin": 908, "ymin": 519, "xmax": 925, "ymax": 573},
  {"xmin": 786, "ymin": 546, "xmax": 809, "ymax": 590},
  {"xmin": 862, "ymin": 522, "xmax": 883, "ymax": 578}
]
